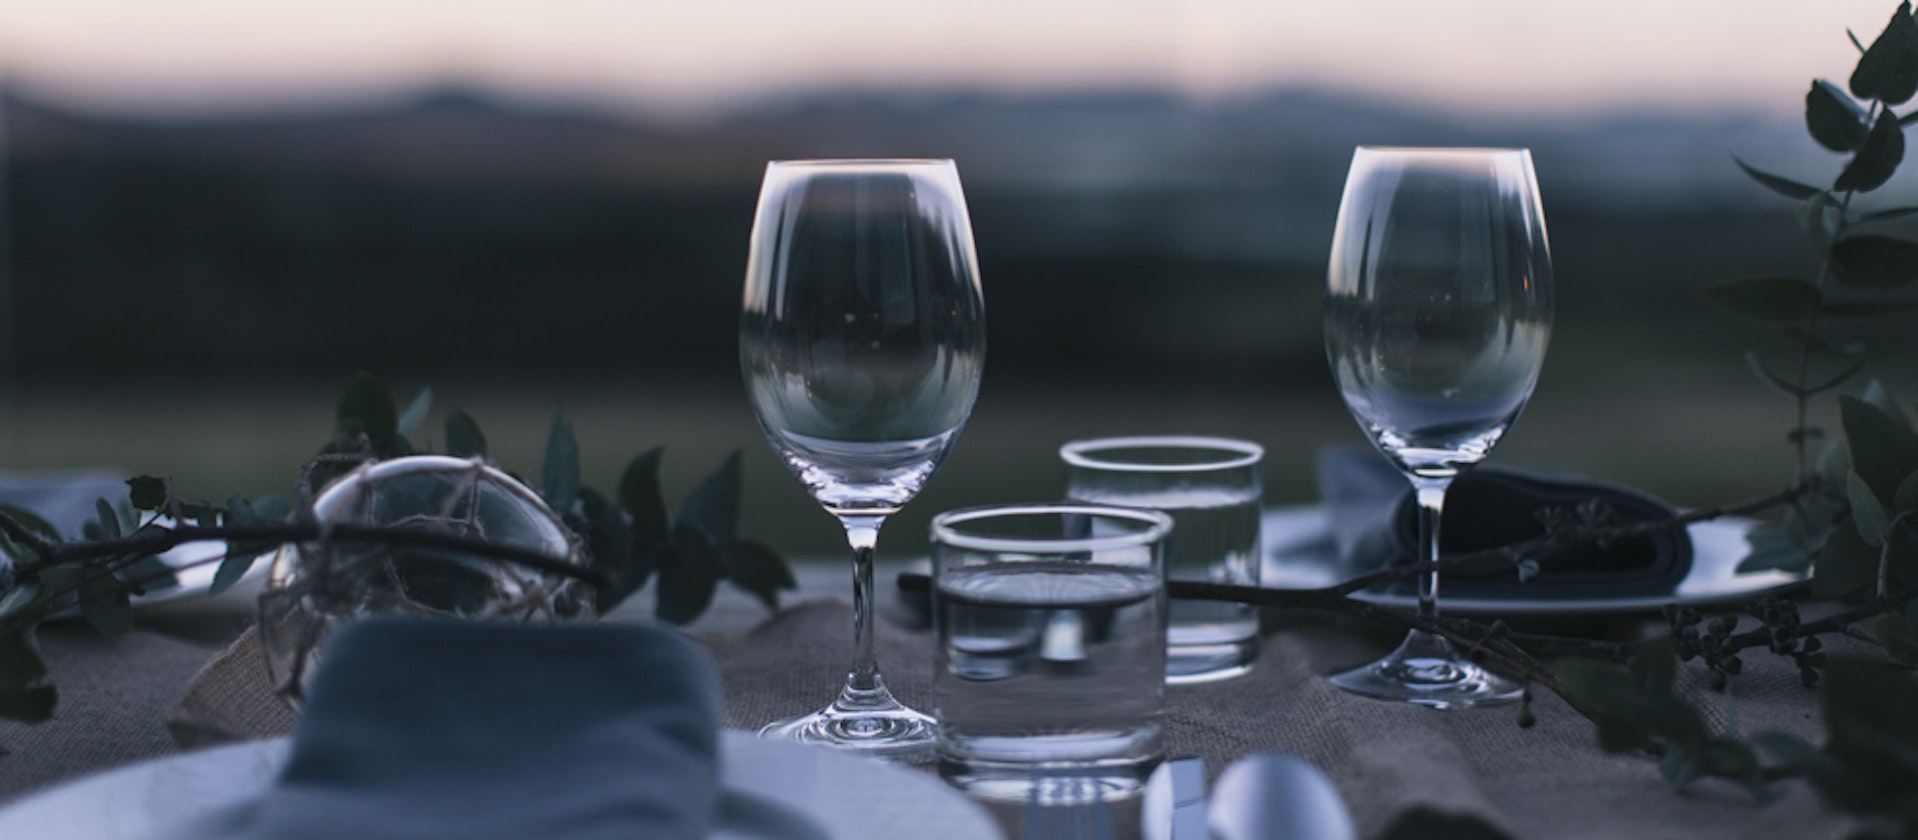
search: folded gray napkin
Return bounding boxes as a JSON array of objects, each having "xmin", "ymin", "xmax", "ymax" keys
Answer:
[
  {"xmin": 1318, "ymin": 448, "xmax": 1692, "ymax": 599},
  {"xmin": 169, "ymin": 616, "xmax": 722, "ymax": 840}
]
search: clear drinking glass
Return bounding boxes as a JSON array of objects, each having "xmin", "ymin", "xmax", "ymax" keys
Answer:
[
  {"xmin": 1322, "ymin": 147, "xmax": 1553, "ymax": 708},
  {"xmin": 930, "ymin": 503, "xmax": 1172, "ymax": 801},
  {"xmin": 1060, "ymin": 436, "xmax": 1263, "ymax": 684},
  {"xmin": 741, "ymin": 159, "xmax": 986, "ymax": 756}
]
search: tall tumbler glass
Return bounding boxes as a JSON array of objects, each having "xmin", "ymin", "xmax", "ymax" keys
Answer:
[
  {"xmin": 1061, "ymin": 436, "xmax": 1263, "ymax": 683},
  {"xmin": 931, "ymin": 503, "xmax": 1173, "ymax": 802}
]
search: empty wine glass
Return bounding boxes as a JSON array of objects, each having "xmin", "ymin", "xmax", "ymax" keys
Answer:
[
  {"xmin": 741, "ymin": 159, "xmax": 986, "ymax": 756},
  {"xmin": 1322, "ymin": 147, "xmax": 1553, "ymax": 708}
]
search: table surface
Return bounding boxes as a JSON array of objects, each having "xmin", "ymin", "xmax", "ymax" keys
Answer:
[{"xmin": 0, "ymin": 558, "xmax": 1875, "ymax": 840}]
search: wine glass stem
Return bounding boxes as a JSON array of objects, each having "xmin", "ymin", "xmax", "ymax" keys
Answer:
[
  {"xmin": 839, "ymin": 514, "xmax": 885, "ymax": 692},
  {"xmin": 1411, "ymin": 477, "xmax": 1451, "ymax": 620}
]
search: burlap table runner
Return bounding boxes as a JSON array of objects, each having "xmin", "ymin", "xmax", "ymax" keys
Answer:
[{"xmin": 153, "ymin": 597, "xmax": 1868, "ymax": 839}]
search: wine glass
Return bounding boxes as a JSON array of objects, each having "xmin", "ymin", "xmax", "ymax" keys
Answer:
[
  {"xmin": 740, "ymin": 159, "xmax": 986, "ymax": 756},
  {"xmin": 1322, "ymin": 147, "xmax": 1553, "ymax": 708}
]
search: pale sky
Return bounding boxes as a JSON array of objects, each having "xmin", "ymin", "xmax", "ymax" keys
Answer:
[{"xmin": 0, "ymin": 1, "xmax": 1903, "ymax": 120}]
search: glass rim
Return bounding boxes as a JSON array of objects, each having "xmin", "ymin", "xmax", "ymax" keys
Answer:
[
  {"xmin": 1059, "ymin": 435, "xmax": 1263, "ymax": 472},
  {"xmin": 930, "ymin": 503, "xmax": 1173, "ymax": 554},
  {"xmin": 1353, "ymin": 145, "xmax": 1532, "ymax": 157},
  {"xmin": 766, "ymin": 158, "xmax": 956, "ymax": 168}
]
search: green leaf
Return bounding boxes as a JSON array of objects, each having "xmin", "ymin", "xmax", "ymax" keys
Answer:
[
  {"xmin": 0, "ymin": 625, "xmax": 55, "ymax": 723},
  {"xmin": 78, "ymin": 572, "xmax": 132, "ymax": 635},
  {"xmin": 656, "ymin": 524, "xmax": 723, "ymax": 626},
  {"xmin": 1862, "ymin": 380, "xmax": 1912, "ymax": 430},
  {"xmin": 336, "ymin": 372, "xmax": 399, "ymax": 439},
  {"xmin": 1733, "ymin": 157, "xmax": 1826, "ymax": 201},
  {"xmin": 575, "ymin": 487, "xmax": 639, "ymax": 614},
  {"xmin": 1835, "ymin": 110, "xmax": 1906, "ymax": 193},
  {"xmin": 0, "ymin": 505, "xmax": 58, "ymax": 544},
  {"xmin": 445, "ymin": 408, "xmax": 487, "ymax": 459},
  {"xmin": 114, "ymin": 553, "xmax": 177, "ymax": 595},
  {"xmin": 1799, "ymin": 191, "xmax": 1835, "ymax": 253},
  {"xmin": 618, "ymin": 448, "xmax": 670, "ymax": 547},
  {"xmin": 1850, "ymin": 470, "xmax": 1893, "ymax": 545},
  {"xmin": 678, "ymin": 451, "xmax": 742, "ymax": 546},
  {"xmin": 92, "ymin": 498, "xmax": 121, "ymax": 541},
  {"xmin": 540, "ymin": 411, "xmax": 581, "ymax": 515},
  {"xmin": 1896, "ymin": 471, "xmax": 1918, "ymax": 512},
  {"xmin": 1808, "ymin": 79, "xmax": 1871, "ymax": 151},
  {"xmin": 396, "ymin": 387, "xmax": 433, "ymax": 438},
  {"xmin": 1876, "ymin": 611, "xmax": 1918, "ymax": 664},
  {"xmin": 1854, "ymin": 205, "xmax": 1918, "ymax": 223},
  {"xmin": 1821, "ymin": 299, "xmax": 1918, "ymax": 318},
  {"xmin": 216, "ymin": 495, "xmax": 289, "ymax": 594},
  {"xmin": 1850, "ymin": 0, "xmax": 1918, "ymax": 105},
  {"xmin": 1752, "ymin": 731, "xmax": 1872, "ymax": 812},
  {"xmin": 1819, "ymin": 657, "xmax": 1918, "ymax": 802},
  {"xmin": 1705, "ymin": 277, "xmax": 1820, "ymax": 325},
  {"xmin": 125, "ymin": 477, "xmax": 168, "ymax": 511},
  {"xmin": 1745, "ymin": 350, "xmax": 1807, "ymax": 398},
  {"xmin": 1833, "ymin": 234, "xmax": 1918, "ymax": 289},
  {"xmin": 724, "ymin": 539, "xmax": 795, "ymax": 611},
  {"xmin": 1738, "ymin": 525, "xmax": 1815, "ymax": 574},
  {"xmin": 1842, "ymin": 396, "xmax": 1918, "ymax": 503},
  {"xmin": 1813, "ymin": 514, "xmax": 1879, "ymax": 598},
  {"xmin": 0, "ymin": 581, "xmax": 41, "ymax": 623}
]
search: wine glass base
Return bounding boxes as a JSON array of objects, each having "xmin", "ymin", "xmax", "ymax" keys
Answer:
[
  {"xmin": 1327, "ymin": 629, "xmax": 1521, "ymax": 709},
  {"xmin": 759, "ymin": 689, "xmax": 937, "ymax": 761}
]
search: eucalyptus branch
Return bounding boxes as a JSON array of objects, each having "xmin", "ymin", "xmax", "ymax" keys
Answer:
[
  {"xmin": 1326, "ymin": 484, "xmax": 1808, "ymax": 597},
  {"xmin": 6, "ymin": 516, "xmax": 610, "ymax": 589}
]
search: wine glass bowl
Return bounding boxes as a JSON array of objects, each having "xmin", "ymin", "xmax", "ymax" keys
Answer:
[
  {"xmin": 741, "ymin": 159, "xmax": 985, "ymax": 755},
  {"xmin": 1323, "ymin": 147, "xmax": 1553, "ymax": 707}
]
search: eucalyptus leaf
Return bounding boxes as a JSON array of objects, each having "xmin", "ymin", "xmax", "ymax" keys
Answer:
[
  {"xmin": 217, "ymin": 494, "xmax": 289, "ymax": 595},
  {"xmin": 78, "ymin": 572, "xmax": 132, "ymax": 635},
  {"xmin": 0, "ymin": 504, "xmax": 58, "ymax": 545},
  {"xmin": 1752, "ymin": 731, "xmax": 1874, "ymax": 813},
  {"xmin": 1833, "ymin": 234, "xmax": 1918, "ymax": 289},
  {"xmin": 0, "ymin": 626, "xmax": 54, "ymax": 723},
  {"xmin": 1818, "ymin": 658, "xmax": 1918, "ymax": 807},
  {"xmin": 619, "ymin": 448, "xmax": 669, "ymax": 547},
  {"xmin": 1813, "ymin": 514, "xmax": 1879, "ymax": 599},
  {"xmin": 126, "ymin": 476, "xmax": 168, "ymax": 512},
  {"xmin": 1705, "ymin": 277, "xmax": 1821, "ymax": 325},
  {"xmin": 92, "ymin": 498, "xmax": 121, "ymax": 541},
  {"xmin": 1799, "ymin": 191, "xmax": 1834, "ymax": 253},
  {"xmin": 677, "ymin": 451, "xmax": 742, "ymax": 545},
  {"xmin": 541, "ymin": 411, "xmax": 581, "ymax": 515},
  {"xmin": 1834, "ymin": 110, "xmax": 1906, "ymax": 193},
  {"xmin": 114, "ymin": 553, "xmax": 177, "ymax": 595},
  {"xmin": 656, "ymin": 524, "xmax": 723, "ymax": 625},
  {"xmin": 1842, "ymin": 395, "xmax": 1918, "ymax": 503},
  {"xmin": 724, "ymin": 539, "xmax": 795, "ymax": 611},
  {"xmin": 576, "ymin": 486, "xmax": 638, "ymax": 613},
  {"xmin": 1850, "ymin": 470, "xmax": 1893, "ymax": 545},
  {"xmin": 0, "ymin": 581, "xmax": 41, "ymax": 623},
  {"xmin": 396, "ymin": 387, "xmax": 433, "ymax": 438},
  {"xmin": 336, "ymin": 372, "xmax": 400, "ymax": 439},
  {"xmin": 1862, "ymin": 379, "xmax": 1911, "ymax": 430},
  {"xmin": 445, "ymin": 408, "xmax": 487, "ymax": 459},
  {"xmin": 1738, "ymin": 525, "xmax": 1815, "ymax": 574},
  {"xmin": 1895, "ymin": 470, "xmax": 1918, "ymax": 512},
  {"xmin": 1808, "ymin": 79, "xmax": 1871, "ymax": 151},
  {"xmin": 1854, "ymin": 204, "xmax": 1918, "ymax": 222},
  {"xmin": 1821, "ymin": 299, "xmax": 1918, "ymax": 318},
  {"xmin": 1876, "ymin": 611, "xmax": 1918, "ymax": 664},
  {"xmin": 1849, "ymin": 0, "xmax": 1918, "ymax": 105},
  {"xmin": 1732, "ymin": 156, "xmax": 1827, "ymax": 201}
]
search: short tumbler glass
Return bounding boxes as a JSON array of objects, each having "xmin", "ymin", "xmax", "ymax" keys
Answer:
[
  {"xmin": 931, "ymin": 503, "xmax": 1173, "ymax": 802},
  {"xmin": 1061, "ymin": 436, "xmax": 1264, "ymax": 683}
]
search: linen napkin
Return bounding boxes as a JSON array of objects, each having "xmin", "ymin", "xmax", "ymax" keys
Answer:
[
  {"xmin": 1318, "ymin": 448, "xmax": 1692, "ymax": 599},
  {"xmin": 166, "ymin": 616, "xmax": 722, "ymax": 840}
]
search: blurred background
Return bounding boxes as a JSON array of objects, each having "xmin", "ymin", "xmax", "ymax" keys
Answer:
[{"xmin": 2, "ymin": 1, "xmax": 1916, "ymax": 558}]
